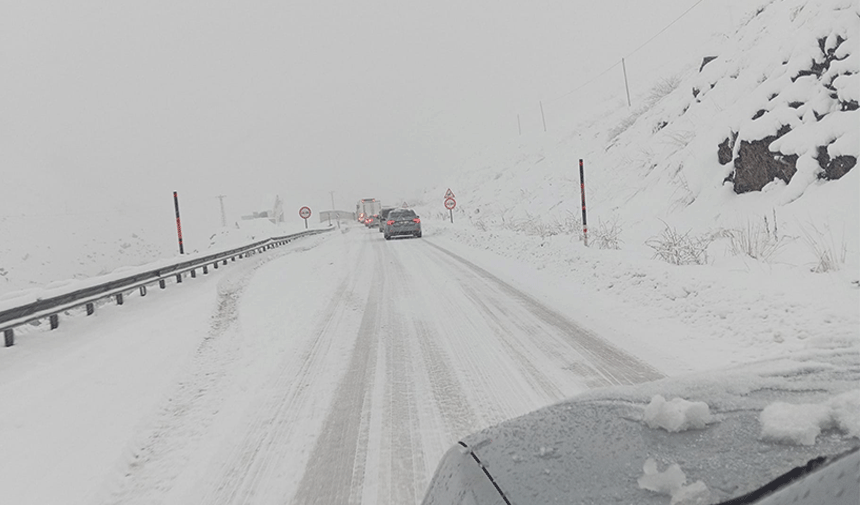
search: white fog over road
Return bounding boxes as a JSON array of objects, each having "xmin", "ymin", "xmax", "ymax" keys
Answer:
[{"xmin": 0, "ymin": 227, "xmax": 664, "ymax": 505}]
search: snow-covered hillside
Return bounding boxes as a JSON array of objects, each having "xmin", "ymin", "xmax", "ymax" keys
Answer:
[
  {"xmin": 418, "ymin": 0, "xmax": 858, "ymax": 268},
  {"xmin": 412, "ymin": 0, "xmax": 859, "ymax": 362}
]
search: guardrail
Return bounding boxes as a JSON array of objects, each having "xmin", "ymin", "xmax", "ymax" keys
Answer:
[{"xmin": 1, "ymin": 228, "xmax": 333, "ymax": 347}]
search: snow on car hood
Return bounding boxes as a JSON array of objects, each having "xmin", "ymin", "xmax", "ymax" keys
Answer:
[{"xmin": 423, "ymin": 343, "xmax": 860, "ymax": 504}]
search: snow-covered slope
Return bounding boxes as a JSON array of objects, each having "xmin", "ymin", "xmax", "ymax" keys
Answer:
[
  {"xmin": 418, "ymin": 0, "xmax": 858, "ymax": 267},
  {"xmin": 411, "ymin": 0, "xmax": 859, "ymax": 364}
]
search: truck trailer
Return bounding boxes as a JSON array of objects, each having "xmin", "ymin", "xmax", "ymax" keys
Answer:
[{"xmin": 356, "ymin": 198, "xmax": 382, "ymax": 223}]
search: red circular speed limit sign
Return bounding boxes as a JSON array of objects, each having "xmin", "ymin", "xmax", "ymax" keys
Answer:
[
  {"xmin": 444, "ymin": 197, "xmax": 456, "ymax": 210},
  {"xmin": 299, "ymin": 206, "xmax": 312, "ymax": 219}
]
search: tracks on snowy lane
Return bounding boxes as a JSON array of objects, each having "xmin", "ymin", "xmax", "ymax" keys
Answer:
[
  {"xmin": 86, "ymin": 228, "xmax": 664, "ymax": 505},
  {"xmin": 424, "ymin": 241, "xmax": 664, "ymax": 387},
  {"xmin": 292, "ymin": 246, "xmax": 382, "ymax": 504}
]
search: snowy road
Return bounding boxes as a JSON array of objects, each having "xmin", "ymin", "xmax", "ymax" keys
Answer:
[{"xmin": 0, "ymin": 226, "xmax": 663, "ymax": 505}]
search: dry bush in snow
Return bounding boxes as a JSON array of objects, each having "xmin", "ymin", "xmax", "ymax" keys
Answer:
[
  {"xmin": 798, "ymin": 222, "xmax": 847, "ymax": 273},
  {"xmin": 608, "ymin": 75, "xmax": 681, "ymax": 143},
  {"xmin": 593, "ymin": 218, "xmax": 623, "ymax": 250},
  {"xmin": 646, "ymin": 222, "xmax": 713, "ymax": 265},
  {"xmin": 644, "ymin": 75, "xmax": 682, "ymax": 106},
  {"xmin": 726, "ymin": 214, "xmax": 785, "ymax": 262}
]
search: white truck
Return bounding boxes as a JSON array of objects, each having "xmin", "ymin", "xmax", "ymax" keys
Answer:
[{"xmin": 355, "ymin": 198, "xmax": 382, "ymax": 223}]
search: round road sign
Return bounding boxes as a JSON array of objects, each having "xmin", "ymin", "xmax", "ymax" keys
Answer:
[
  {"xmin": 299, "ymin": 206, "xmax": 312, "ymax": 219},
  {"xmin": 444, "ymin": 197, "xmax": 456, "ymax": 210}
]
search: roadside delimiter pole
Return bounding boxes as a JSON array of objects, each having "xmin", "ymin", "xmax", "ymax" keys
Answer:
[
  {"xmin": 579, "ymin": 159, "xmax": 588, "ymax": 247},
  {"xmin": 173, "ymin": 191, "xmax": 185, "ymax": 254}
]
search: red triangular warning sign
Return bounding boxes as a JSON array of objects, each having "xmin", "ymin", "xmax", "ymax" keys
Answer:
[{"xmin": 444, "ymin": 188, "xmax": 455, "ymax": 199}]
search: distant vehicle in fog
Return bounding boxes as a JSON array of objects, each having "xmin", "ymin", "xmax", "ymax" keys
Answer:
[{"xmin": 356, "ymin": 198, "xmax": 381, "ymax": 223}]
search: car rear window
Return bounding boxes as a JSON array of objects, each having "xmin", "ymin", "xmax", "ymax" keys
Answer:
[{"xmin": 391, "ymin": 210, "xmax": 416, "ymax": 218}]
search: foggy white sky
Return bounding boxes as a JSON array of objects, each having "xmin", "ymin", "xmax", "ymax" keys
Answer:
[{"xmin": 1, "ymin": 0, "xmax": 734, "ymax": 231}]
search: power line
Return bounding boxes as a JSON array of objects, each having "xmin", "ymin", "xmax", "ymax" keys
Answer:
[
  {"xmin": 546, "ymin": 0, "xmax": 709, "ymax": 103},
  {"xmin": 548, "ymin": 61, "xmax": 621, "ymax": 103},
  {"xmin": 625, "ymin": 0, "xmax": 708, "ymax": 59}
]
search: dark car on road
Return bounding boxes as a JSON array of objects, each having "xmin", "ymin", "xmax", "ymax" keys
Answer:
[
  {"xmin": 365, "ymin": 214, "xmax": 380, "ymax": 228},
  {"xmin": 384, "ymin": 209, "xmax": 421, "ymax": 239},
  {"xmin": 378, "ymin": 208, "xmax": 395, "ymax": 233}
]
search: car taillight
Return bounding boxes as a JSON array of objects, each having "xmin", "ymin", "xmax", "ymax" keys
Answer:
[
  {"xmin": 413, "ymin": 218, "xmax": 421, "ymax": 223},
  {"xmin": 387, "ymin": 220, "xmax": 394, "ymax": 225}
]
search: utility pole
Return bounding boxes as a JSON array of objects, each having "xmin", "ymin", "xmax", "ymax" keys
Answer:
[
  {"xmin": 540, "ymin": 101, "xmax": 547, "ymax": 132},
  {"xmin": 216, "ymin": 195, "xmax": 227, "ymax": 227},
  {"xmin": 622, "ymin": 58, "xmax": 632, "ymax": 107}
]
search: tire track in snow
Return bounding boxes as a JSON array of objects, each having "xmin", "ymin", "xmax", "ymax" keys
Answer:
[
  {"xmin": 409, "ymin": 242, "xmax": 574, "ymax": 416},
  {"xmin": 373, "ymin": 242, "xmax": 437, "ymax": 505},
  {"xmin": 411, "ymin": 319, "xmax": 481, "ymax": 441},
  {"xmin": 382, "ymin": 242, "xmax": 483, "ymax": 440},
  {"xmin": 426, "ymin": 242, "xmax": 664, "ymax": 386},
  {"xmin": 198, "ymin": 266, "xmax": 362, "ymax": 504},
  {"xmin": 291, "ymin": 245, "xmax": 383, "ymax": 505},
  {"xmin": 397, "ymin": 240, "xmax": 548, "ymax": 427}
]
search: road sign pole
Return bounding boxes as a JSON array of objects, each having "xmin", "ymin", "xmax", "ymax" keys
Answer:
[
  {"xmin": 299, "ymin": 206, "xmax": 312, "ymax": 228},
  {"xmin": 444, "ymin": 197, "xmax": 456, "ymax": 223}
]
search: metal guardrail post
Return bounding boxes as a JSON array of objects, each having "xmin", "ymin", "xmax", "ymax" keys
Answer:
[
  {"xmin": 50, "ymin": 314, "xmax": 59, "ymax": 330},
  {"xmin": 116, "ymin": 293, "xmax": 124, "ymax": 305},
  {"xmin": 86, "ymin": 303, "xmax": 94, "ymax": 316},
  {"xmin": 203, "ymin": 265, "xmax": 208, "ymax": 274},
  {"xmin": 176, "ymin": 273, "xmax": 182, "ymax": 283},
  {"xmin": 159, "ymin": 279, "xmax": 166, "ymax": 289},
  {"xmin": 140, "ymin": 286, "xmax": 147, "ymax": 297},
  {"xmin": 190, "ymin": 269, "xmax": 196, "ymax": 278},
  {"xmin": 4, "ymin": 329, "xmax": 13, "ymax": 347}
]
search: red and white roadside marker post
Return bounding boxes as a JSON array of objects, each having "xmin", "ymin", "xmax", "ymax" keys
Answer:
[
  {"xmin": 444, "ymin": 197, "xmax": 456, "ymax": 223},
  {"xmin": 173, "ymin": 191, "xmax": 185, "ymax": 254},
  {"xmin": 579, "ymin": 159, "xmax": 588, "ymax": 247},
  {"xmin": 299, "ymin": 206, "xmax": 312, "ymax": 229}
]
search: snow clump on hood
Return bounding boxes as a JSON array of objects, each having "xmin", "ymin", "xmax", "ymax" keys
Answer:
[{"xmin": 644, "ymin": 395, "xmax": 712, "ymax": 432}]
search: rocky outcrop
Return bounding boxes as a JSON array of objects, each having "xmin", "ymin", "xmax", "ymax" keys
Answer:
[
  {"xmin": 718, "ymin": 133, "xmax": 736, "ymax": 165},
  {"xmin": 817, "ymin": 146, "xmax": 857, "ymax": 180},
  {"xmin": 732, "ymin": 141, "xmax": 797, "ymax": 193},
  {"xmin": 720, "ymin": 32, "xmax": 856, "ymax": 193}
]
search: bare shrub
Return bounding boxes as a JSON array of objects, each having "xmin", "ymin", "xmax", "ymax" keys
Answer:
[
  {"xmin": 645, "ymin": 75, "xmax": 682, "ymax": 106},
  {"xmin": 608, "ymin": 76, "xmax": 681, "ymax": 144},
  {"xmin": 727, "ymin": 216, "xmax": 785, "ymax": 261},
  {"xmin": 552, "ymin": 211, "xmax": 585, "ymax": 241},
  {"xmin": 497, "ymin": 211, "xmax": 587, "ymax": 241},
  {"xmin": 662, "ymin": 129, "xmax": 696, "ymax": 148},
  {"xmin": 798, "ymin": 222, "xmax": 847, "ymax": 272},
  {"xmin": 593, "ymin": 218, "xmax": 623, "ymax": 250},
  {"xmin": 646, "ymin": 222, "xmax": 713, "ymax": 265},
  {"xmin": 608, "ymin": 109, "xmax": 645, "ymax": 142}
]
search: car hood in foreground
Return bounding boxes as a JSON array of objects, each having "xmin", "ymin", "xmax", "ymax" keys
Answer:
[{"xmin": 423, "ymin": 344, "xmax": 859, "ymax": 504}]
